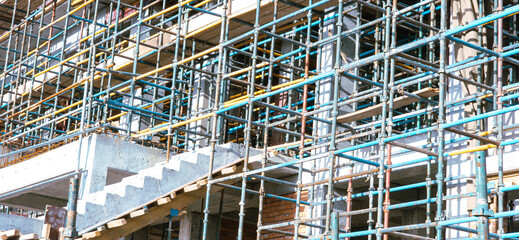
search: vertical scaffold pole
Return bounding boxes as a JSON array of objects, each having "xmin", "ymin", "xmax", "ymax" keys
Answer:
[
  {"xmin": 426, "ymin": 1, "xmax": 436, "ymax": 237},
  {"xmin": 237, "ymin": 1, "xmax": 261, "ymax": 238},
  {"xmin": 383, "ymin": 0, "xmax": 397, "ymax": 238},
  {"xmin": 127, "ymin": 0, "xmax": 145, "ymax": 137},
  {"xmin": 473, "ymin": 0, "xmax": 492, "ymax": 233},
  {"xmin": 331, "ymin": 212, "xmax": 339, "ymax": 240},
  {"xmin": 202, "ymin": 0, "xmax": 229, "ymax": 239},
  {"xmin": 436, "ymin": 0, "xmax": 448, "ymax": 238},
  {"xmin": 376, "ymin": 0, "xmax": 391, "ymax": 238},
  {"xmin": 496, "ymin": 0, "xmax": 505, "ymax": 237},
  {"xmin": 103, "ymin": 0, "xmax": 122, "ymax": 124},
  {"xmin": 63, "ymin": 0, "xmax": 80, "ymax": 238},
  {"xmin": 0, "ymin": 0, "xmax": 17, "ymax": 101},
  {"xmin": 325, "ymin": 0, "xmax": 343, "ymax": 234},
  {"xmin": 256, "ymin": 0, "xmax": 278, "ymax": 239},
  {"xmin": 1, "ymin": 0, "xmax": 18, "ymax": 137},
  {"xmin": 369, "ymin": 1, "xmax": 382, "ymax": 238},
  {"xmin": 295, "ymin": 0, "xmax": 312, "ymax": 238},
  {"xmin": 475, "ymin": 0, "xmax": 489, "ymax": 234}
]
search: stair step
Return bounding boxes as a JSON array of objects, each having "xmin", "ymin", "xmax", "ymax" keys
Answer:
[{"xmin": 76, "ymin": 143, "xmax": 256, "ymax": 232}]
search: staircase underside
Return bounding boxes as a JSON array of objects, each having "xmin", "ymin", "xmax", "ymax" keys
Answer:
[{"xmin": 77, "ymin": 153, "xmax": 289, "ymax": 240}]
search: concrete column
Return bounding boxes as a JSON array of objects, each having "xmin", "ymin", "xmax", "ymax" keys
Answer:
[
  {"xmin": 179, "ymin": 211, "xmax": 193, "ymax": 240},
  {"xmin": 309, "ymin": 10, "xmax": 357, "ymax": 235},
  {"xmin": 120, "ymin": 88, "xmax": 143, "ymax": 133},
  {"xmin": 444, "ymin": 44, "xmax": 476, "ymax": 238},
  {"xmin": 271, "ymin": 37, "xmax": 295, "ymax": 146},
  {"xmin": 402, "ymin": 208, "xmax": 428, "ymax": 237},
  {"xmin": 187, "ymin": 61, "xmax": 214, "ymax": 150},
  {"xmin": 451, "ymin": 0, "xmax": 491, "ymax": 151}
]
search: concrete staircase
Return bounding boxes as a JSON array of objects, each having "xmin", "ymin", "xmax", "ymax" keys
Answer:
[{"xmin": 76, "ymin": 143, "xmax": 260, "ymax": 232}]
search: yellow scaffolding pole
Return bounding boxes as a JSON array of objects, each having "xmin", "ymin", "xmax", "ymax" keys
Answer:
[
  {"xmin": 39, "ymin": 0, "xmax": 96, "ymax": 32},
  {"xmin": 132, "ymin": 75, "xmax": 310, "ymax": 138}
]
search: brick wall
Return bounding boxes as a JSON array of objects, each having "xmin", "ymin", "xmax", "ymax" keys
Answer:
[
  {"xmin": 261, "ymin": 191, "xmax": 308, "ymax": 240},
  {"xmin": 219, "ymin": 218, "xmax": 257, "ymax": 240}
]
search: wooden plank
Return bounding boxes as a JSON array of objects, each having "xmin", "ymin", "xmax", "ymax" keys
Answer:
[
  {"xmin": 183, "ymin": 183, "xmax": 200, "ymax": 192},
  {"xmin": 157, "ymin": 197, "xmax": 171, "ymax": 205},
  {"xmin": 129, "ymin": 208, "xmax": 149, "ymax": 218},
  {"xmin": 196, "ymin": 179, "xmax": 207, "ymax": 186},
  {"xmin": 335, "ymin": 88, "xmax": 439, "ymax": 123},
  {"xmin": 43, "ymin": 205, "xmax": 66, "ymax": 240},
  {"xmin": 19, "ymin": 233, "xmax": 39, "ymax": 240},
  {"xmin": 2, "ymin": 229, "xmax": 19, "ymax": 237},
  {"xmin": 107, "ymin": 219, "xmax": 127, "ymax": 229},
  {"xmin": 58, "ymin": 227, "xmax": 64, "ymax": 240},
  {"xmin": 82, "ymin": 231, "xmax": 102, "ymax": 239},
  {"xmin": 177, "ymin": 210, "xmax": 187, "ymax": 217},
  {"xmin": 220, "ymin": 165, "xmax": 237, "ymax": 175},
  {"xmin": 94, "ymin": 186, "xmax": 221, "ymax": 240},
  {"xmin": 267, "ymin": 140, "xmax": 309, "ymax": 152},
  {"xmin": 41, "ymin": 224, "xmax": 51, "ymax": 239},
  {"xmin": 267, "ymin": 150, "xmax": 279, "ymax": 158}
]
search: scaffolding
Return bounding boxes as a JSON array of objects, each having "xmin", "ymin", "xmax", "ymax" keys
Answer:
[{"xmin": 1, "ymin": 0, "xmax": 519, "ymax": 239}]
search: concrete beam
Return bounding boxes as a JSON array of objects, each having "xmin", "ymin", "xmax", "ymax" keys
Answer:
[
  {"xmin": 0, "ymin": 213, "xmax": 43, "ymax": 235},
  {"xmin": 1, "ymin": 193, "xmax": 67, "ymax": 211}
]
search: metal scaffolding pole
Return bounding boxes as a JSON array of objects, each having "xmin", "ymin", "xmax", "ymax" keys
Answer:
[{"xmin": 0, "ymin": 0, "xmax": 518, "ymax": 239}]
